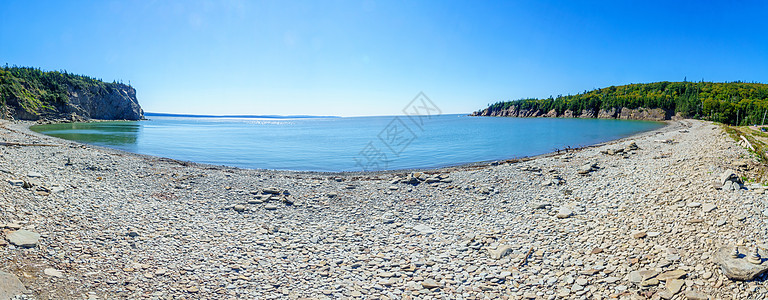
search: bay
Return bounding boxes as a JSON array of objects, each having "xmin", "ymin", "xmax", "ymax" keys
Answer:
[{"xmin": 31, "ymin": 114, "xmax": 664, "ymax": 172}]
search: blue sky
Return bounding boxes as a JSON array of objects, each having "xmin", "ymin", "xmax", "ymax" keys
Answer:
[{"xmin": 2, "ymin": 1, "xmax": 767, "ymax": 116}]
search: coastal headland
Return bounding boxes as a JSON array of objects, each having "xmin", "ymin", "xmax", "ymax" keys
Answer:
[{"xmin": 1, "ymin": 118, "xmax": 767, "ymax": 299}]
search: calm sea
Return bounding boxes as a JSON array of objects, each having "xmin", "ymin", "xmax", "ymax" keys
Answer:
[{"xmin": 31, "ymin": 114, "xmax": 665, "ymax": 172}]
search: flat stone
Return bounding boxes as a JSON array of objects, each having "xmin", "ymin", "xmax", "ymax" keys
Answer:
[
  {"xmin": 26, "ymin": 172, "xmax": 43, "ymax": 178},
  {"xmin": 684, "ymin": 291, "xmax": 709, "ymax": 300},
  {"xmin": 265, "ymin": 204, "xmax": 278, "ymax": 210},
  {"xmin": 413, "ymin": 224, "xmax": 435, "ymax": 234},
  {"xmin": 657, "ymin": 269, "xmax": 687, "ymax": 281},
  {"xmin": 640, "ymin": 278, "xmax": 659, "ymax": 287},
  {"xmin": 666, "ymin": 279, "xmax": 684, "ymax": 294},
  {"xmin": 686, "ymin": 202, "xmax": 701, "ymax": 208},
  {"xmin": 647, "ymin": 231, "xmax": 661, "ymax": 237},
  {"xmin": 702, "ymin": 203, "xmax": 716, "ymax": 212},
  {"xmin": 7, "ymin": 230, "xmax": 40, "ymax": 248},
  {"xmin": 714, "ymin": 246, "xmax": 768, "ymax": 280},
  {"xmin": 658, "ymin": 290, "xmax": 675, "ymax": 300},
  {"xmin": 487, "ymin": 245, "xmax": 514, "ymax": 260},
  {"xmin": 263, "ymin": 187, "xmax": 280, "ymax": 194},
  {"xmin": 631, "ymin": 231, "xmax": 647, "ymax": 239},
  {"xmin": 604, "ymin": 277, "xmax": 621, "ymax": 284},
  {"xmin": 233, "ymin": 205, "xmax": 246, "ymax": 212},
  {"xmin": 629, "ymin": 269, "xmax": 659, "ymax": 283},
  {"xmin": 44, "ymin": 268, "xmax": 64, "ymax": 278},
  {"xmin": 556, "ymin": 207, "xmax": 573, "ymax": 219},
  {"xmin": 421, "ymin": 278, "xmax": 440, "ymax": 289},
  {"xmin": 0, "ymin": 271, "xmax": 25, "ymax": 299}
]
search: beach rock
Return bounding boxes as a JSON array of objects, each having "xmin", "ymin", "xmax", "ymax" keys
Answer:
[
  {"xmin": 556, "ymin": 207, "xmax": 573, "ymax": 219},
  {"xmin": 44, "ymin": 268, "xmax": 64, "ymax": 278},
  {"xmin": 413, "ymin": 224, "xmax": 435, "ymax": 234},
  {"xmin": 640, "ymin": 278, "xmax": 659, "ymax": 287},
  {"xmin": 719, "ymin": 169, "xmax": 741, "ymax": 186},
  {"xmin": 264, "ymin": 204, "xmax": 278, "ymax": 210},
  {"xmin": 421, "ymin": 278, "xmax": 440, "ymax": 289},
  {"xmin": 684, "ymin": 291, "xmax": 710, "ymax": 300},
  {"xmin": 233, "ymin": 205, "xmax": 246, "ymax": 212},
  {"xmin": 263, "ymin": 187, "xmax": 281, "ymax": 194},
  {"xmin": 577, "ymin": 163, "xmax": 597, "ymax": 174},
  {"xmin": 0, "ymin": 271, "xmax": 25, "ymax": 299},
  {"xmin": 666, "ymin": 279, "xmax": 684, "ymax": 294},
  {"xmin": 631, "ymin": 231, "xmax": 647, "ymax": 239},
  {"xmin": 7, "ymin": 230, "xmax": 40, "ymax": 248},
  {"xmin": 487, "ymin": 245, "xmax": 514, "ymax": 260},
  {"xmin": 702, "ymin": 203, "xmax": 716, "ymax": 213},
  {"xmin": 629, "ymin": 270, "xmax": 658, "ymax": 284},
  {"xmin": 723, "ymin": 180, "xmax": 740, "ymax": 191},
  {"xmin": 657, "ymin": 269, "xmax": 687, "ymax": 281},
  {"xmin": 714, "ymin": 246, "xmax": 768, "ymax": 280}
]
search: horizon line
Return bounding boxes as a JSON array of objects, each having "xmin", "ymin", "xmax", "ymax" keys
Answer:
[{"xmin": 144, "ymin": 112, "xmax": 469, "ymax": 118}]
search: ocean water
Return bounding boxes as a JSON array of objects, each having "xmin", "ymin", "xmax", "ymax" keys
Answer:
[{"xmin": 31, "ymin": 114, "xmax": 665, "ymax": 172}]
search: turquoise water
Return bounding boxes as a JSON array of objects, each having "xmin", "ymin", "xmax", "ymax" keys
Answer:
[{"xmin": 31, "ymin": 114, "xmax": 665, "ymax": 172}]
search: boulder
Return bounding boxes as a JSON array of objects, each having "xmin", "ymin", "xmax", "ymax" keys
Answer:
[
  {"xmin": 719, "ymin": 170, "xmax": 741, "ymax": 186},
  {"xmin": 714, "ymin": 246, "xmax": 768, "ymax": 280},
  {"xmin": 0, "ymin": 271, "xmax": 25, "ymax": 299},
  {"xmin": 6, "ymin": 230, "xmax": 40, "ymax": 248}
]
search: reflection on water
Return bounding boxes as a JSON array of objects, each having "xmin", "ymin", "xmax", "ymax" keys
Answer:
[{"xmin": 32, "ymin": 122, "xmax": 140, "ymax": 147}]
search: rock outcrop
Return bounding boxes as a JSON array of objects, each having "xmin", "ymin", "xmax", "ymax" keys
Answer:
[
  {"xmin": 470, "ymin": 105, "xmax": 672, "ymax": 121},
  {"xmin": 4, "ymin": 83, "xmax": 143, "ymax": 121}
]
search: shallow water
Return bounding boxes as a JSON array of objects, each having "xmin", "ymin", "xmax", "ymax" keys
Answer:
[{"xmin": 31, "ymin": 114, "xmax": 665, "ymax": 172}]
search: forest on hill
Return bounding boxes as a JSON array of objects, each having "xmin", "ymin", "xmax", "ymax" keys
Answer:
[
  {"xmin": 0, "ymin": 66, "xmax": 122, "ymax": 114},
  {"xmin": 478, "ymin": 81, "xmax": 768, "ymax": 125},
  {"xmin": 0, "ymin": 65, "xmax": 142, "ymax": 120}
]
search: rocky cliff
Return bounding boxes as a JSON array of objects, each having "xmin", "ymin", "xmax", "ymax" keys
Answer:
[
  {"xmin": 1, "ymin": 67, "xmax": 144, "ymax": 121},
  {"xmin": 3, "ymin": 83, "xmax": 143, "ymax": 121},
  {"xmin": 470, "ymin": 105, "xmax": 673, "ymax": 121}
]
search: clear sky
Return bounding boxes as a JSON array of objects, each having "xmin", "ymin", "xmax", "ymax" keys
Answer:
[{"xmin": 2, "ymin": 1, "xmax": 767, "ymax": 116}]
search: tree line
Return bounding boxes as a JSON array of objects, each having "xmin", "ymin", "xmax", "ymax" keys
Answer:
[
  {"xmin": 0, "ymin": 65, "xmax": 127, "ymax": 116},
  {"xmin": 484, "ymin": 81, "xmax": 768, "ymax": 125}
]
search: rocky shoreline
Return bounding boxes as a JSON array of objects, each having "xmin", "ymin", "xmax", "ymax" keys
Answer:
[
  {"xmin": 1, "ymin": 118, "xmax": 768, "ymax": 299},
  {"xmin": 470, "ymin": 106, "xmax": 674, "ymax": 122}
]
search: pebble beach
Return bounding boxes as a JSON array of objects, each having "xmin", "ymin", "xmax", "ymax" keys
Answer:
[{"xmin": 2, "ymin": 118, "xmax": 768, "ymax": 300}]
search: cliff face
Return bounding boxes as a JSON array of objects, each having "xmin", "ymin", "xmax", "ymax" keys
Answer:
[
  {"xmin": 3, "ymin": 83, "xmax": 144, "ymax": 121},
  {"xmin": 1, "ymin": 67, "xmax": 144, "ymax": 121},
  {"xmin": 470, "ymin": 105, "xmax": 672, "ymax": 121},
  {"xmin": 62, "ymin": 84, "xmax": 144, "ymax": 120}
]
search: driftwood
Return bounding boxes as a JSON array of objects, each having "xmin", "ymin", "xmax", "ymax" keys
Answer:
[{"xmin": 518, "ymin": 246, "xmax": 535, "ymax": 267}]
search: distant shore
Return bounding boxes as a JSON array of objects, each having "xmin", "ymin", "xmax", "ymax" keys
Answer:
[{"xmin": 1, "ymin": 118, "xmax": 766, "ymax": 299}]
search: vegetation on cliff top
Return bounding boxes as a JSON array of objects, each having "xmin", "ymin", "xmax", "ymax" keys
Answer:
[
  {"xmin": 0, "ymin": 65, "xmax": 129, "ymax": 118},
  {"xmin": 481, "ymin": 81, "xmax": 768, "ymax": 125}
]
